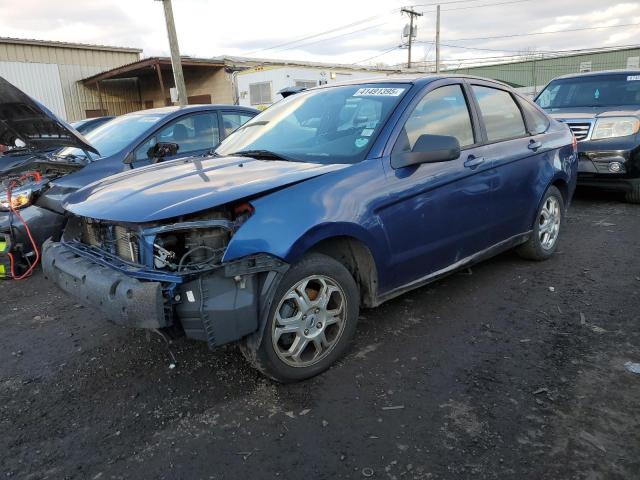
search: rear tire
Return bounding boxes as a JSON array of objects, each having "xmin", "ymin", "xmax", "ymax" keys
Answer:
[
  {"xmin": 625, "ymin": 184, "xmax": 640, "ymax": 204},
  {"xmin": 242, "ymin": 253, "xmax": 359, "ymax": 383},
  {"xmin": 516, "ymin": 185, "xmax": 564, "ymax": 261}
]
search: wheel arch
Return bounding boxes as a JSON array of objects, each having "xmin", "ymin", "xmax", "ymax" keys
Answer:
[
  {"xmin": 529, "ymin": 176, "xmax": 568, "ymax": 230},
  {"xmin": 287, "ymin": 225, "xmax": 382, "ymax": 308},
  {"xmin": 551, "ymin": 177, "xmax": 569, "ymax": 206}
]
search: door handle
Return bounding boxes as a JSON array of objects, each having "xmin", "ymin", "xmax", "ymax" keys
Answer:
[
  {"xmin": 528, "ymin": 140, "xmax": 542, "ymax": 150},
  {"xmin": 464, "ymin": 155, "xmax": 484, "ymax": 168}
]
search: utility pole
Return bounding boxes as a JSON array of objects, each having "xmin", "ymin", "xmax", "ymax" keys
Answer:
[
  {"xmin": 401, "ymin": 7, "xmax": 422, "ymax": 69},
  {"xmin": 435, "ymin": 5, "xmax": 441, "ymax": 73},
  {"xmin": 156, "ymin": 0, "xmax": 187, "ymax": 105}
]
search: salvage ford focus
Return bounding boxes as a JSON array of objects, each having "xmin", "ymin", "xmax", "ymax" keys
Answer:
[{"xmin": 43, "ymin": 76, "xmax": 577, "ymax": 382}]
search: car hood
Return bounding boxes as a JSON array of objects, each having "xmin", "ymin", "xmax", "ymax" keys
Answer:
[
  {"xmin": 64, "ymin": 155, "xmax": 349, "ymax": 223},
  {"xmin": 0, "ymin": 76, "xmax": 98, "ymax": 154},
  {"xmin": 544, "ymin": 105, "xmax": 640, "ymax": 120}
]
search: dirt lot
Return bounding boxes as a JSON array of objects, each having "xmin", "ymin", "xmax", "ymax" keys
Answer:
[{"xmin": 1, "ymin": 190, "xmax": 639, "ymax": 480}]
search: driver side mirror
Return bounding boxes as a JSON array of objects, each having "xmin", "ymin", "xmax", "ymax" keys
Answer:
[
  {"xmin": 391, "ymin": 134, "xmax": 461, "ymax": 169},
  {"xmin": 148, "ymin": 142, "xmax": 179, "ymax": 160}
]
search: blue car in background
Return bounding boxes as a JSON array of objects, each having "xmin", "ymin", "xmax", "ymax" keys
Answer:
[
  {"xmin": 0, "ymin": 75, "xmax": 257, "ymax": 277},
  {"xmin": 43, "ymin": 75, "xmax": 577, "ymax": 381},
  {"xmin": 70, "ymin": 115, "xmax": 115, "ymax": 135}
]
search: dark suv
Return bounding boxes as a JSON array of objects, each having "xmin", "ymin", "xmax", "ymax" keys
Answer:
[{"xmin": 536, "ymin": 70, "xmax": 640, "ymax": 203}]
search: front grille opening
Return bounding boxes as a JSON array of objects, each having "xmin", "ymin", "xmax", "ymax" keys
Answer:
[
  {"xmin": 566, "ymin": 122, "xmax": 591, "ymax": 141},
  {"xmin": 80, "ymin": 219, "xmax": 140, "ymax": 264}
]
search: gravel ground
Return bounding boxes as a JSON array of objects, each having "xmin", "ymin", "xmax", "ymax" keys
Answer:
[{"xmin": 1, "ymin": 190, "xmax": 639, "ymax": 480}]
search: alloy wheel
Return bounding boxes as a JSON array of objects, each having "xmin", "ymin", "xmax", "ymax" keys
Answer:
[
  {"xmin": 538, "ymin": 196, "xmax": 561, "ymax": 250},
  {"xmin": 271, "ymin": 275, "xmax": 347, "ymax": 368}
]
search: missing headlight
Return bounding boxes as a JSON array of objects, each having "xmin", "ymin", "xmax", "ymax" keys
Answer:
[{"xmin": 151, "ymin": 204, "xmax": 253, "ymax": 273}]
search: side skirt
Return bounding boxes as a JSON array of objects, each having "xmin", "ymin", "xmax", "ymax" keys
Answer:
[{"xmin": 374, "ymin": 231, "xmax": 531, "ymax": 306}]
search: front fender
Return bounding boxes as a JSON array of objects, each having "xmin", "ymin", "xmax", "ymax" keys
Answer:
[
  {"xmin": 285, "ymin": 221, "xmax": 381, "ymax": 264},
  {"xmin": 222, "ymin": 159, "xmax": 395, "ymax": 291}
]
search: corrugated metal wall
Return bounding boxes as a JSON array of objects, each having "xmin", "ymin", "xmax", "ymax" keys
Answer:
[
  {"xmin": 58, "ymin": 64, "xmax": 140, "ymax": 120},
  {"xmin": 0, "ymin": 61, "xmax": 66, "ymax": 118},
  {"xmin": 0, "ymin": 40, "xmax": 140, "ymax": 121},
  {"xmin": 448, "ymin": 47, "xmax": 640, "ymax": 94}
]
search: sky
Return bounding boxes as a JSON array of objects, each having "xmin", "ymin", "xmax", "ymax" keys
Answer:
[{"xmin": 0, "ymin": 0, "xmax": 639, "ymax": 69}]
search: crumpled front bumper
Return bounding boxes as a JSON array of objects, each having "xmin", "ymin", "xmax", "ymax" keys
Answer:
[
  {"xmin": 42, "ymin": 240, "xmax": 169, "ymax": 329},
  {"xmin": 42, "ymin": 238, "xmax": 290, "ymax": 350}
]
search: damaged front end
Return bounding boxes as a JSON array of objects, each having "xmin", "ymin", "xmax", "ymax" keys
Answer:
[{"xmin": 43, "ymin": 204, "xmax": 288, "ymax": 348}]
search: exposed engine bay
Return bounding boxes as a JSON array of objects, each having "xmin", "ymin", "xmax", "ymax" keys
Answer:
[
  {"xmin": 1, "ymin": 157, "xmax": 83, "ymax": 209},
  {"xmin": 62, "ymin": 202, "xmax": 255, "ymax": 276},
  {"xmin": 0, "ymin": 157, "xmax": 84, "ymax": 279}
]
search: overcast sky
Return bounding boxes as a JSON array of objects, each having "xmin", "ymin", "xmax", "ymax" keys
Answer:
[{"xmin": 0, "ymin": 0, "xmax": 639, "ymax": 68}]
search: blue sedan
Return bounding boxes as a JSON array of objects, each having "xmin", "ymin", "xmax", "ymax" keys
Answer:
[{"xmin": 43, "ymin": 75, "xmax": 577, "ymax": 381}]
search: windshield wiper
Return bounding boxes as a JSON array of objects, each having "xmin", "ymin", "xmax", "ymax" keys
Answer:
[{"xmin": 232, "ymin": 149, "xmax": 294, "ymax": 161}]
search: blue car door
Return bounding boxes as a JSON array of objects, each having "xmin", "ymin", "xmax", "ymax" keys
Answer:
[
  {"xmin": 130, "ymin": 111, "xmax": 221, "ymax": 167},
  {"xmin": 467, "ymin": 82, "xmax": 548, "ymax": 242},
  {"xmin": 377, "ymin": 80, "xmax": 497, "ymax": 289}
]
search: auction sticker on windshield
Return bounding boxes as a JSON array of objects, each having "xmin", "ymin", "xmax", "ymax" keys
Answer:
[
  {"xmin": 354, "ymin": 87, "xmax": 405, "ymax": 96},
  {"xmin": 627, "ymin": 75, "xmax": 640, "ymax": 81}
]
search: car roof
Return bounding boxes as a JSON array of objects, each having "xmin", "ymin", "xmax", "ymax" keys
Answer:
[
  {"xmin": 126, "ymin": 104, "xmax": 258, "ymax": 117},
  {"xmin": 307, "ymin": 74, "xmax": 512, "ymax": 90},
  {"xmin": 550, "ymin": 69, "xmax": 640, "ymax": 81}
]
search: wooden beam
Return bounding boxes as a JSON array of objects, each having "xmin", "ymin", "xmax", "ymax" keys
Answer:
[
  {"xmin": 96, "ymin": 80, "xmax": 105, "ymax": 116},
  {"xmin": 155, "ymin": 61, "xmax": 167, "ymax": 106},
  {"xmin": 81, "ymin": 57, "xmax": 225, "ymax": 85}
]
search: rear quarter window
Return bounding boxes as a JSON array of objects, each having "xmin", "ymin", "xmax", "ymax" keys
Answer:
[{"xmin": 519, "ymin": 98, "xmax": 550, "ymax": 135}]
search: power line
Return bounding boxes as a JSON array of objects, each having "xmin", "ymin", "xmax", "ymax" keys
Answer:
[
  {"xmin": 438, "ymin": 0, "xmax": 535, "ymax": 11},
  {"xmin": 384, "ymin": 45, "xmax": 640, "ymax": 65},
  {"xmin": 240, "ymin": 0, "xmax": 537, "ymax": 58},
  {"xmin": 422, "ymin": 21, "xmax": 640, "ymax": 43},
  {"xmin": 241, "ymin": 9, "xmax": 398, "ymax": 55},
  {"xmin": 354, "ymin": 45, "xmax": 402, "ymax": 65},
  {"xmin": 404, "ymin": 0, "xmax": 536, "ymax": 13},
  {"xmin": 422, "ymin": 42, "xmax": 640, "ymax": 55},
  {"xmin": 271, "ymin": 21, "xmax": 392, "ymax": 53},
  {"xmin": 439, "ymin": 44, "xmax": 640, "ymax": 61},
  {"xmin": 388, "ymin": 44, "xmax": 640, "ymax": 68}
]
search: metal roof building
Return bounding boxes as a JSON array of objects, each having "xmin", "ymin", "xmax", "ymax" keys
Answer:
[
  {"xmin": 80, "ymin": 55, "xmax": 403, "ymax": 111},
  {"xmin": 0, "ymin": 37, "xmax": 141, "ymax": 121},
  {"xmin": 446, "ymin": 46, "xmax": 640, "ymax": 96}
]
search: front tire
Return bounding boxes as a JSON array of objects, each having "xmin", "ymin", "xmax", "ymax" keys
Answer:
[
  {"xmin": 625, "ymin": 183, "xmax": 640, "ymax": 204},
  {"xmin": 242, "ymin": 253, "xmax": 359, "ymax": 382},
  {"xmin": 516, "ymin": 185, "xmax": 564, "ymax": 261}
]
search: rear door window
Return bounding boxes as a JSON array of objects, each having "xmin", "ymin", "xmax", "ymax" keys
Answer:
[
  {"xmin": 394, "ymin": 84, "xmax": 475, "ymax": 152},
  {"xmin": 221, "ymin": 112, "xmax": 255, "ymax": 137},
  {"xmin": 472, "ymin": 86, "xmax": 527, "ymax": 142}
]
